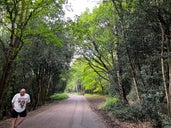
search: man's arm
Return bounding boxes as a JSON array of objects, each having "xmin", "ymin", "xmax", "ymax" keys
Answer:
[
  {"xmin": 24, "ymin": 95, "xmax": 30, "ymax": 111},
  {"xmin": 26, "ymin": 94, "xmax": 31, "ymax": 106},
  {"xmin": 11, "ymin": 94, "xmax": 16, "ymax": 109},
  {"xmin": 12, "ymin": 102, "xmax": 14, "ymax": 108}
]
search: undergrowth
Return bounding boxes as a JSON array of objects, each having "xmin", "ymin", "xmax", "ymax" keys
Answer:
[
  {"xmin": 101, "ymin": 96, "xmax": 170, "ymax": 128},
  {"xmin": 50, "ymin": 93, "xmax": 68, "ymax": 100}
]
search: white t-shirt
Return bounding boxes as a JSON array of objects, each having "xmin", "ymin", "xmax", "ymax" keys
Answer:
[{"xmin": 12, "ymin": 93, "xmax": 30, "ymax": 112}]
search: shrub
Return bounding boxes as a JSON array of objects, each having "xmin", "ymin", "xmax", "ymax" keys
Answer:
[
  {"xmin": 102, "ymin": 101, "xmax": 144, "ymax": 121},
  {"xmin": 50, "ymin": 93, "xmax": 68, "ymax": 100},
  {"xmin": 102, "ymin": 94, "xmax": 164, "ymax": 128},
  {"xmin": 101, "ymin": 97, "xmax": 118, "ymax": 111},
  {"xmin": 162, "ymin": 115, "xmax": 171, "ymax": 128}
]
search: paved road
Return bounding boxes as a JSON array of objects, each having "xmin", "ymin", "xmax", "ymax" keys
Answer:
[{"xmin": 19, "ymin": 95, "xmax": 106, "ymax": 128}]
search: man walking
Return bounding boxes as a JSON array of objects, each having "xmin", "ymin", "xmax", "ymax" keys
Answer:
[{"xmin": 11, "ymin": 88, "xmax": 30, "ymax": 128}]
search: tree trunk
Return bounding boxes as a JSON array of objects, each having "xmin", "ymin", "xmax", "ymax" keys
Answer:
[
  {"xmin": 160, "ymin": 26, "xmax": 171, "ymax": 116},
  {"xmin": 46, "ymin": 74, "xmax": 53, "ymax": 97},
  {"xmin": 115, "ymin": 42, "xmax": 128, "ymax": 102},
  {"xmin": 111, "ymin": 0, "xmax": 140, "ymax": 102},
  {"xmin": 0, "ymin": 48, "xmax": 15, "ymax": 107},
  {"xmin": 167, "ymin": 34, "xmax": 171, "ymax": 116},
  {"xmin": 37, "ymin": 79, "xmax": 42, "ymax": 106},
  {"xmin": 159, "ymin": 18, "xmax": 171, "ymax": 116},
  {"xmin": 155, "ymin": 0, "xmax": 171, "ymax": 116},
  {"xmin": 125, "ymin": 39, "xmax": 141, "ymax": 101},
  {"xmin": 129, "ymin": 64, "xmax": 141, "ymax": 101},
  {"xmin": 0, "ymin": 63, "xmax": 10, "ymax": 100}
]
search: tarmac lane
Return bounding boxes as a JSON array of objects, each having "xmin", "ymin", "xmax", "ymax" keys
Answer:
[{"xmin": 19, "ymin": 94, "xmax": 106, "ymax": 128}]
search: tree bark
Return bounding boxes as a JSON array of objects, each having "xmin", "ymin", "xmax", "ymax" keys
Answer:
[
  {"xmin": 129, "ymin": 63, "xmax": 141, "ymax": 101},
  {"xmin": 115, "ymin": 42, "xmax": 128, "ymax": 102},
  {"xmin": 111, "ymin": 0, "xmax": 140, "ymax": 102},
  {"xmin": 155, "ymin": 0, "xmax": 171, "ymax": 116},
  {"xmin": 160, "ymin": 25, "xmax": 171, "ymax": 116},
  {"xmin": 166, "ymin": 33, "xmax": 171, "ymax": 116}
]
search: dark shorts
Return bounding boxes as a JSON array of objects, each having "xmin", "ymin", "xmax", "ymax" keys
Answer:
[{"xmin": 11, "ymin": 109, "xmax": 27, "ymax": 118}]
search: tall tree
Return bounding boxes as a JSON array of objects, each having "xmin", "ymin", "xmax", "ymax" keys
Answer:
[
  {"xmin": 0, "ymin": 0, "xmax": 64, "ymax": 109},
  {"xmin": 69, "ymin": 3, "xmax": 129, "ymax": 101},
  {"xmin": 136, "ymin": 0, "xmax": 171, "ymax": 116},
  {"xmin": 110, "ymin": 0, "xmax": 141, "ymax": 101}
]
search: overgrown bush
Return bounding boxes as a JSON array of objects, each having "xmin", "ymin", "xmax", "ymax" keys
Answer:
[
  {"xmin": 162, "ymin": 115, "xmax": 171, "ymax": 128},
  {"xmin": 102, "ymin": 93, "xmax": 166, "ymax": 128},
  {"xmin": 101, "ymin": 97, "xmax": 118, "ymax": 111},
  {"xmin": 102, "ymin": 100, "xmax": 144, "ymax": 121}
]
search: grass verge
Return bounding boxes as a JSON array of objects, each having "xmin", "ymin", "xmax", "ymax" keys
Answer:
[
  {"xmin": 50, "ymin": 93, "xmax": 68, "ymax": 100},
  {"xmin": 85, "ymin": 93, "xmax": 105, "ymax": 97},
  {"xmin": 101, "ymin": 97, "xmax": 118, "ymax": 110}
]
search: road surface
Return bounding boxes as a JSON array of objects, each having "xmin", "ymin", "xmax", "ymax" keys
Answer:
[{"xmin": 19, "ymin": 94, "xmax": 106, "ymax": 128}]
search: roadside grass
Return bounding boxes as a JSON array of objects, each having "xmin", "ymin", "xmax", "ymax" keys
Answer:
[
  {"xmin": 85, "ymin": 94, "xmax": 118, "ymax": 109},
  {"xmin": 71, "ymin": 92, "xmax": 82, "ymax": 95},
  {"xmin": 101, "ymin": 97, "xmax": 118, "ymax": 110},
  {"xmin": 85, "ymin": 93, "xmax": 105, "ymax": 97},
  {"xmin": 50, "ymin": 93, "xmax": 68, "ymax": 100}
]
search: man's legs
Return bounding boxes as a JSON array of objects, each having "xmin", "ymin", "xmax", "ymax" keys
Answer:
[
  {"xmin": 11, "ymin": 109, "xmax": 18, "ymax": 128},
  {"xmin": 11, "ymin": 118, "xmax": 17, "ymax": 128},
  {"xmin": 15, "ymin": 117, "xmax": 25, "ymax": 127},
  {"xmin": 15, "ymin": 109, "xmax": 27, "ymax": 127}
]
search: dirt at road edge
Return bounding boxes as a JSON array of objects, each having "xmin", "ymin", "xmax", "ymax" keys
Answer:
[{"xmin": 86, "ymin": 96, "xmax": 153, "ymax": 128}]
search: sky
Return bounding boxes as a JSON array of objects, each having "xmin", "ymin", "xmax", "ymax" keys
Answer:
[{"xmin": 64, "ymin": 0, "xmax": 102, "ymax": 21}]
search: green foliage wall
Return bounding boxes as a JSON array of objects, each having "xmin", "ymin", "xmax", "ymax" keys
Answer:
[
  {"xmin": 66, "ymin": 0, "xmax": 171, "ymax": 126},
  {"xmin": 0, "ymin": 0, "xmax": 74, "ymax": 118}
]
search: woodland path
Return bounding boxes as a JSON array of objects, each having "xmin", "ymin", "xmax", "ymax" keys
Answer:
[{"xmin": 18, "ymin": 94, "xmax": 106, "ymax": 128}]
